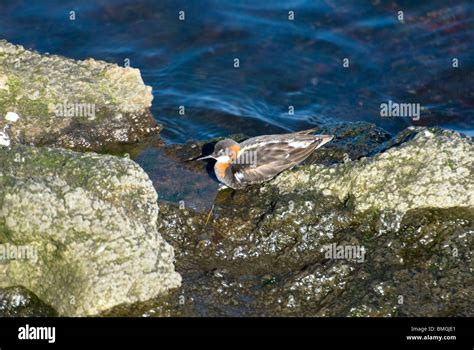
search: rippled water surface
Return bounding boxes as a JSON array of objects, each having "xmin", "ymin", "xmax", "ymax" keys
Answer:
[{"xmin": 1, "ymin": 0, "xmax": 473, "ymax": 208}]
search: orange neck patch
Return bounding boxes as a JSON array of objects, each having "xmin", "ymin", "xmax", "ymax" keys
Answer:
[
  {"xmin": 215, "ymin": 161, "xmax": 230, "ymax": 179},
  {"xmin": 230, "ymin": 144, "xmax": 241, "ymax": 160}
]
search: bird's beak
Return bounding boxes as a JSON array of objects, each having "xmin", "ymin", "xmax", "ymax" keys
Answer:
[{"xmin": 196, "ymin": 155, "xmax": 215, "ymax": 161}]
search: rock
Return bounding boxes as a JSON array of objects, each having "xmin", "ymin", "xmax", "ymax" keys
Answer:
[
  {"xmin": 256, "ymin": 207, "xmax": 473, "ymax": 317},
  {"xmin": 0, "ymin": 144, "xmax": 181, "ymax": 316},
  {"xmin": 121, "ymin": 205, "xmax": 473, "ymax": 317},
  {"xmin": 272, "ymin": 127, "xmax": 474, "ymax": 214},
  {"xmin": 301, "ymin": 122, "xmax": 393, "ymax": 165},
  {"xmin": 118, "ymin": 125, "xmax": 472, "ymax": 317},
  {"xmin": 0, "ymin": 286, "xmax": 57, "ymax": 317},
  {"xmin": 158, "ymin": 126, "xmax": 473, "ymax": 270},
  {"xmin": 0, "ymin": 40, "xmax": 160, "ymax": 151}
]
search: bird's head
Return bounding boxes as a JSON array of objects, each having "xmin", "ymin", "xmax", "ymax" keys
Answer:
[{"xmin": 197, "ymin": 139, "xmax": 240, "ymax": 163}]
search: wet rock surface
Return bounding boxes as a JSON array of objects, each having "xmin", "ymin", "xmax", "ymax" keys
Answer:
[
  {"xmin": 0, "ymin": 144, "xmax": 181, "ymax": 316},
  {"xmin": 105, "ymin": 125, "xmax": 473, "ymax": 317},
  {"xmin": 0, "ymin": 40, "xmax": 160, "ymax": 152},
  {"xmin": 0, "ymin": 286, "xmax": 57, "ymax": 317}
]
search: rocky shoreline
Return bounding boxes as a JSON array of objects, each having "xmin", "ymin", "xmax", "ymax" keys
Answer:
[
  {"xmin": 0, "ymin": 40, "xmax": 472, "ymax": 317},
  {"xmin": 142, "ymin": 126, "xmax": 472, "ymax": 317}
]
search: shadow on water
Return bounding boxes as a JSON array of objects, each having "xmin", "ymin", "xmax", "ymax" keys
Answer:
[{"xmin": 135, "ymin": 145, "xmax": 220, "ymax": 212}]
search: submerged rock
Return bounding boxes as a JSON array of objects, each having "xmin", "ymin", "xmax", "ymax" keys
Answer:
[
  {"xmin": 0, "ymin": 144, "xmax": 181, "ymax": 316},
  {"xmin": 0, "ymin": 286, "xmax": 57, "ymax": 317},
  {"xmin": 120, "ymin": 125, "xmax": 472, "ymax": 317},
  {"xmin": 0, "ymin": 40, "xmax": 160, "ymax": 151}
]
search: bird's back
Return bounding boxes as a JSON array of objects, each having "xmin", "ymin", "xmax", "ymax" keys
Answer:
[{"xmin": 227, "ymin": 129, "xmax": 333, "ymax": 188}]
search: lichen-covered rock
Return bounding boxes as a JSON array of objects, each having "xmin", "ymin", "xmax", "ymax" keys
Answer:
[
  {"xmin": 0, "ymin": 40, "xmax": 160, "ymax": 151},
  {"xmin": 272, "ymin": 127, "xmax": 474, "ymax": 214},
  {"xmin": 0, "ymin": 286, "xmax": 57, "ymax": 317},
  {"xmin": 0, "ymin": 144, "xmax": 181, "ymax": 316},
  {"xmin": 112, "ymin": 125, "xmax": 472, "ymax": 317}
]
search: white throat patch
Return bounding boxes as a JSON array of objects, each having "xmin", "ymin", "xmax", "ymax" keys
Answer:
[{"xmin": 216, "ymin": 155, "xmax": 231, "ymax": 163}]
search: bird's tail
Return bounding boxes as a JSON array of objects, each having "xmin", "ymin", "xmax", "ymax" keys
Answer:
[
  {"xmin": 296, "ymin": 128, "xmax": 319, "ymax": 135},
  {"xmin": 297, "ymin": 129, "xmax": 334, "ymax": 144}
]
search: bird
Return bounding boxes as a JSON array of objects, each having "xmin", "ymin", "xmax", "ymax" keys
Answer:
[{"xmin": 197, "ymin": 128, "xmax": 334, "ymax": 189}]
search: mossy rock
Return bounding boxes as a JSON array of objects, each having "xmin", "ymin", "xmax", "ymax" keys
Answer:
[{"xmin": 0, "ymin": 39, "xmax": 160, "ymax": 152}]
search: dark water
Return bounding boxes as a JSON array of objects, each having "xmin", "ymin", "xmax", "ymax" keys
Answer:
[
  {"xmin": 1, "ymin": 0, "xmax": 473, "ymax": 139},
  {"xmin": 1, "ymin": 0, "xmax": 473, "ymax": 208}
]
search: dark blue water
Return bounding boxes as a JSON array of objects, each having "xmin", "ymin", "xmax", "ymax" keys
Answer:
[{"xmin": 1, "ymin": 0, "xmax": 473, "ymax": 142}]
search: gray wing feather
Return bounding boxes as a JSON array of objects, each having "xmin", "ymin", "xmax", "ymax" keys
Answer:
[{"xmin": 232, "ymin": 137, "xmax": 322, "ymax": 184}]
